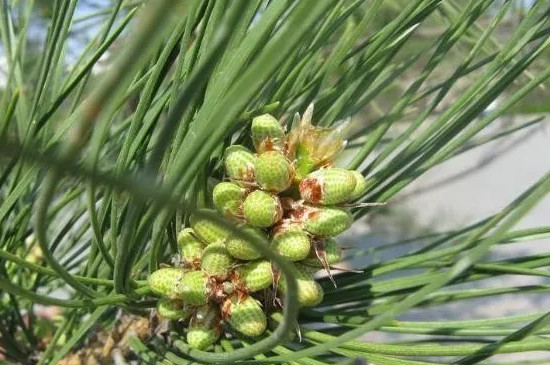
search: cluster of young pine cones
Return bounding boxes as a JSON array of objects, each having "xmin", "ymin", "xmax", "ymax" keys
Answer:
[{"xmin": 148, "ymin": 105, "xmax": 370, "ymax": 350}]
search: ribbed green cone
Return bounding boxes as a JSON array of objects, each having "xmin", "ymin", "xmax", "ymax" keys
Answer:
[
  {"xmin": 271, "ymin": 225, "xmax": 311, "ymax": 261},
  {"xmin": 224, "ymin": 145, "xmax": 256, "ymax": 186},
  {"xmin": 149, "ymin": 268, "xmax": 210, "ymax": 305},
  {"xmin": 348, "ymin": 170, "xmax": 369, "ymax": 201},
  {"xmin": 251, "ymin": 114, "xmax": 285, "ymax": 153},
  {"xmin": 187, "ymin": 304, "xmax": 222, "ymax": 350},
  {"xmin": 201, "ymin": 242, "xmax": 234, "ymax": 280},
  {"xmin": 225, "ymin": 227, "xmax": 265, "ymax": 260},
  {"xmin": 302, "ymin": 238, "xmax": 342, "ymax": 267},
  {"xmin": 223, "ymin": 295, "xmax": 267, "ymax": 337},
  {"xmin": 277, "ymin": 263, "xmax": 324, "ymax": 307},
  {"xmin": 177, "ymin": 228, "xmax": 206, "ymax": 266},
  {"xmin": 299, "ymin": 168, "xmax": 356, "ymax": 205},
  {"xmin": 303, "ymin": 206, "xmax": 352, "ymax": 237},
  {"xmin": 178, "ymin": 271, "xmax": 211, "ymax": 305},
  {"xmin": 212, "ymin": 182, "xmax": 246, "ymax": 219},
  {"xmin": 157, "ymin": 298, "xmax": 192, "ymax": 321},
  {"xmin": 189, "ymin": 209, "xmax": 232, "ymax": 244},
  {"xmin": 242, "ymin": 190, "xmax": 282, "ymax": 228},
  {"xmin": 148, "ymin": 267, "xmax": 187, "ymax": 299},
  {"xmin": 254, "ymin": 151, "xmax": 293, "ymax": 192},
  {"xmin": 235, "ymin": 260, "xmax": 273, "ymax": 292}
]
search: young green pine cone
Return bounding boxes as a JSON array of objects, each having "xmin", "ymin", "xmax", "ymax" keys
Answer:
[
  {"xmin": 242, "ymin": 190, "xmax": 283, "ymax": 228},
  {"xmin": 224, "ymin": 145, "xmax": 256, "ymax": 186},
  {"xmin": 299, "ymin": 168, "xmax": 356, "ymax": 205},
  {"xmin": 271, "ymin": 224, "xmax": 311, "ymax": 261},
  {"xmin": 254, "ymin": 151, "xmax": 294, "ymax": 192},
  {"xmin": 157, "ymin": 298, "xmax": 193, "ymax": 321},
  {"xmin": 148, "ymin": 268, "xmax": 210, "ymax": 306},
  {"xmin": 348, "ymin": 170, "xmax": 369, "ymax": 201},
  {"xmin": 187, "ymin": 304, "xmax": 222, "ymax": 350},
  {"xmin": 302, "ymin": 238, "xmax": 342, "ymax": 267},
  {"xmin": 251, "ymin": 114, "xmax": 285, "ymax": 153},
  {"xmin": 302, "ymin": 206, "xmax": 352, "ymax": 237},
  {"xmin": 148, "ymin": 267, "xmax": 187, "ymax": 299},
  {"xmin": 225, "ymin": 227, "xmax": 265, "ymax": 260},
  {"xmin": 212, "ymin": 182, "xmax": 247, "ymax": 220},
  {"xmin": 177, "ymin": 228, "xmax": 206, "ymax": 267},
  {"xmin": 277, "ymin": 263, "xmax": 324, "ymax": 307},
  {"xmin": 222, "ymin": 295, "xmax": 267, "ymax": 337},
  {"xmin": 201, "ymin": 242, "xmax": 234, "ymax": 280},
  {"xmin": 189, "ymin": 209, "xmax": 232, "ymax": 244},
  {"xmin": 235, "ymin": 260, "xmax": 274, "ymax": 292}
]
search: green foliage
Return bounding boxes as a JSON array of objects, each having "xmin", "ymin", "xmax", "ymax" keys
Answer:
[{"xmin": 0, "ymin": 0, "xmax": 549, "ymax": 364}]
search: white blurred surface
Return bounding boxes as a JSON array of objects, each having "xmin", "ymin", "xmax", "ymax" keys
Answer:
[{"xmin": 340, "ymin": 117, "xmax": 550, "ymax": 362}]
